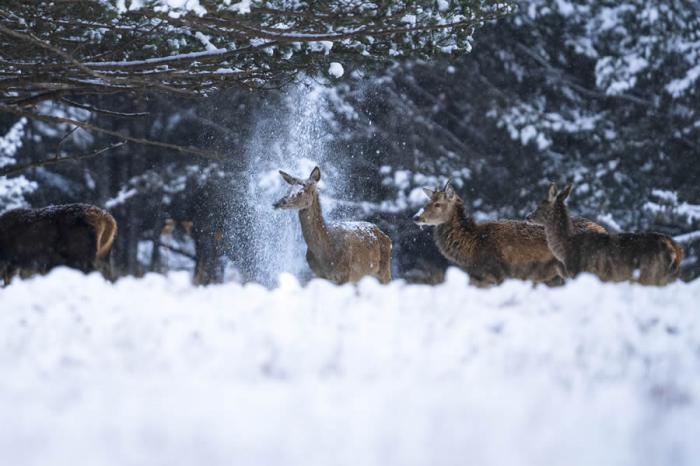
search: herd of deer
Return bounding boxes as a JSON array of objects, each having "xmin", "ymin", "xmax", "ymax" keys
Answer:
[
  {"xmin": 0, "ymin": 166, "xmax": 683, "ymax": 288},
  {"xmin": 274, "ymin": 167, "xmax": 682, "ymax": 287}
]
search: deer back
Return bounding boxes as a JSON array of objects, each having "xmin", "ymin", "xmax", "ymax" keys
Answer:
[
  {"xmin": 568, "ymin": 231, "xmax": 682, "ymax": 285},
  {"xmin": 434, "ymin": 210, "xmax": 603, "ymax": 283},
  {"xmin": 0, "ymin": 204, "xmax": 116, "ymax": 280}
]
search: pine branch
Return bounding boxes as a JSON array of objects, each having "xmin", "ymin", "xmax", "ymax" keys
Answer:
[{"xmin": 61, "ymin": 98, "xmax": 150, "ymax": 117}]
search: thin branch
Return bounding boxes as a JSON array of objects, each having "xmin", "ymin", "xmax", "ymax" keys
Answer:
[
  {"xmin": 0, "ymin": 141, "xmax": 125, "ymax": 177},
  {"xmin": 0, "ymin": 22, "xmax": 113, "ymax": 84},
  {"xmin": 57, "ymin": 125, "xmax": 79, "ymax": 148},
  {"xmin": 61, "ymin": 97, "xmax": 150, "ymax": 117},
  {"xmin": 0, "ymin": 104, "xmax": 225, "ymax": 161},
  {"xmin": 159, "ymin": 242, "xmax": 196, "ymax": 261},
  {"xmin": 5, "ymin": 89, "xmax": 68, "ymax": 107}
]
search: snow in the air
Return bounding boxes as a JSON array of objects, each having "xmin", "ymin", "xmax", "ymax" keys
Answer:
[
  {"xmin": 1, "ymin": 268, "xmax": 699, "ymax": 466},
  {"xmin": 328, "ymin": 62, "xmax": 344, "ymax": 78}
]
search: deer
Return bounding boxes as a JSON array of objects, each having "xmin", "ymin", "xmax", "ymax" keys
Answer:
[
  {"xmin": 273, "ymin": 166, "xmax": 392, "ymax": 284},
  {"xmin": 0, "ymin": 203, "xmax": 117, "ymax": 285},
  {"xmin": 412, "ymin": 180, "xmax": 606, "ymax": 287},
  {"xmin": 526, "ymin": 183, "xmax": 683, "ymax": 285},
  {"xmin": 159, "ymin": 218, "xmax": 226, "ymax": 286}
]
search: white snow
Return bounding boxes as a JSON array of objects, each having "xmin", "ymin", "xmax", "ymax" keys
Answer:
[
  {"xmin": 520, "ymin": 124, "xmax": 537, "ymax": 145},
  {"xmin": 652, "ymin": 189, "xmax": 679, "ymax": 204},
  {"xmin": 328, "ymin": 62, "xmax": 344, "ymax": 78},
  {"xmin": 408, "ymin": 188, "xmax": 428, "ymax": 206},
  {"xmin": 597, "ymin": 212, "xmax": 622, "ymax": 232},
  {"xmin": 666, "ymin": 64, "xmax": 700, "ymax": 98},
  {"xmin": 194, "ymin": 31, "xmax": 222, "ymax": 52},
  {"xmin": 0, "ymin": 268, "xmax": 699, "ymax": 466},
  {"xmin": 0, "ymin": 117, "xmax": 37, "ymax": 212},
  {"xmin": 309, "ymin": 41, "xmax": 333, "ymax": 55},
  {"xmin": 337, "ymin": 221, "xmax": 379, "ymax": 239},
  {"xmin": 227, "ymin": 0, "xmax": 251, "ymax": 14},
  {"xmin": 105, "ymin": 187, "xmax": 138, "ymax": 208},
  {"xmin": 0, "ymin": 118, "xmax": 27, "ymax": 167},
  {"xmin": 400, "ymin": 14, "xmax": 417, "ymax": 26},
  {"xmin": 675, "ymin": 230, "xmax": 700, "ymax": 244}
]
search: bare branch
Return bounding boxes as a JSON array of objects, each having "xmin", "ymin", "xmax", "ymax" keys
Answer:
[
  {"xmin": 61, "ymin": 98, "xmax": 150, "ymax": 117},
  {"xmin": 0, "ymin": 141, "xmax": 126, "ymax": 177},
  {"xmin": 0, "ymin": 104, "xmax": 226, "ymax": 161},
  {"xmin": 0, "ymin": 1, "xmax": 513, "ymax": 104}
]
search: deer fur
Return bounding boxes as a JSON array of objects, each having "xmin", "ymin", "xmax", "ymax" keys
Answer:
[
  {"xmin": 0, "ymin": 203, "xmax": 117, "ymax": 285},
  {"xmin": 527, "ymin": 183, "xmax": 683, "ymax": 285},
  {"xmin": 273, "ymin": 166, "xmax": 392, "ymax": 284},
  {"xmin": 413, "ymin": 181, "xmax": 606, "ymax": 287}
]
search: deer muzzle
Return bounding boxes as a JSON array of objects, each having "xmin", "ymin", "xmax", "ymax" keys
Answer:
[
  {"xmin": 273, "ymin": 197, "xmax": 290, "ymax": 209},
  {"xmin": 412, "ymin": 209, "xmax": 426, "ymax": 225}
]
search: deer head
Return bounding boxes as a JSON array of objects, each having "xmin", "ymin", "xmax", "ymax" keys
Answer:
[
  {"xmin": 273, "ymin": 166, "xmax": 321, "ymax": 210},
  {"xmin": 526, "ymin": 182, "xmax": 573, "ymax": 225},
  {"xmin": 412, "ymin": 179, "xmax": 460, "ymax": 226}
]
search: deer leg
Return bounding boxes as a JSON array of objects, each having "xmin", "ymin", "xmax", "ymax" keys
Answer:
[
  {"xmin": 1, "ymin": 265, "xmax": 15, "ymax": 287},
  {"xmin": 94, "ymin": 255, "xmax": 114, "ymax": 281},
  {"xmin": 468, "ymin": 274, "xmax": 494, "ymax": 288},
  {"xmin": 468, "ymin": 268, "xmax": 503, "ymax": 288},
  {"xmin": 554, "ymin": 260, "xmax": 570, "ymax": 279}
]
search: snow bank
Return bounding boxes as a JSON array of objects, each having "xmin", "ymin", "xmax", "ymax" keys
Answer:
[{"xmin": 1, "ymin": 268, "xmax": 699, "ymax": 466}]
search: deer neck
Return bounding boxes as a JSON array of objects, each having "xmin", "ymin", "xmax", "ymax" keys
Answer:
[
  {"xmin": 435, "ymin": 201, "xmax": 478, "ymax": 260},
  {"xmin": 298, "ymin": 192, "xmax": 334, "ymax": 259},
  {"xmin": 543, "ymin": 202, "xmax": 574, "ymax": 262}
]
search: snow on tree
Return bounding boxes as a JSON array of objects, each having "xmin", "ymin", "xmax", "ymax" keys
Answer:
[
  {"xmin": 327, "ymin": 0, "xmax": 700, "ymax": 220},
  {"xmin": 0, "ymin": 0, "xmax": 514, "ymax": 107},
  {"xmin": 0, "ymin": 118, "xmax": 37, "ymax": 212}
]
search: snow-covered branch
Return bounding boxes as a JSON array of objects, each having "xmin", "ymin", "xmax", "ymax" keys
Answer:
[{"xmin": 0, "ymin": 1, "xmax": 514, "ymax": 106}]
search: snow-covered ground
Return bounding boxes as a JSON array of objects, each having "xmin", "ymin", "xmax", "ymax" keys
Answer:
[{"xmin": 1, "ymin": 268, "xmax": 699, "ymax": 466}]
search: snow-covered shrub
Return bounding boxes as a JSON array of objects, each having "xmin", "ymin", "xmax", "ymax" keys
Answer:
[{"xmin": 0, "ymin": 118, "xmax": 37, "ymax": 213}]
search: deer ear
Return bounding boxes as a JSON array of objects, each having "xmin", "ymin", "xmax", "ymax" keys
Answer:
[
  {"xmin": 422, "ymin": 187, "xmax": 434, "ymax": 198},
  {"xmin": 279, "ymin": 170, "xmax": 302, "ymax": 185},
  {"xmin": 558, "ymin": 183, "xmax": 573, "ymax": 200},
  {"xmin": 547, "ymin": 183, "xmax": 558, "ymax": 202},
  {"xmin": 445, "ymin": 183, "xmax": 456, "ymax": 200},
  {"xmin": 309, "ymin": 166, "xmax": 321, "ymax": 183}
]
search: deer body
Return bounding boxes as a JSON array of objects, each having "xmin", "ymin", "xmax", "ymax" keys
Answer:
[
  {"xmin": 529, "ymin": 184, "xmax": 682, "ymax": 285},
  {"xmin": 274, "ymin": 167, "xmax": 392, "ymax": 284},
  {"xmin": 414, "ymin": 182, "xmax": 605, "ymax": 287},
  {"xmin": 0, "ymin": 203, "xmax": 117, "ymax": 284}
]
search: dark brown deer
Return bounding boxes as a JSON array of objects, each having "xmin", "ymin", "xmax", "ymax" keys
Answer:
[
  {"xmin": 155, "ymin": 219, "xmax": 225, "ymax": 285},
  {"xmin": 273, "ymin": 166, "xmax": 392, "ymax": 284},
  {"xmin": 0, "ymin": 204, "xmax": 117, "ymax": 285},
  {"xmin": 412, "ymin": 181, "xmax": 606, "ymax": 287},
  {"xmin": 527, "ymin": 183, "xmax": 683, "ymax": 285}
]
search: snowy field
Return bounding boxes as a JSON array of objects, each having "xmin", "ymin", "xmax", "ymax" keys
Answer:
[{"xmin": 1, "ymin": 268, "xmax": 699, "ymax": 466}]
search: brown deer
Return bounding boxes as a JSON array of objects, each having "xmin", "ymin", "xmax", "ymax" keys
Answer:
[
  {"xmin": 273, "ymin": 166, "xmax": 392, "ymax": 284},
  {"xmin": 0, "ymin": 203, "xmax": 117, "ymax": 285},
  {"xmin": 159, "ymin": 218, "xmax": 226, "ymax": 286},
  {"xmin": 412, "ymin": 181, "xmax": 606, "ymax": 287},
  {"xmin": 527, "ymin": 183, "xmax": 683, "ymax": 285}
]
